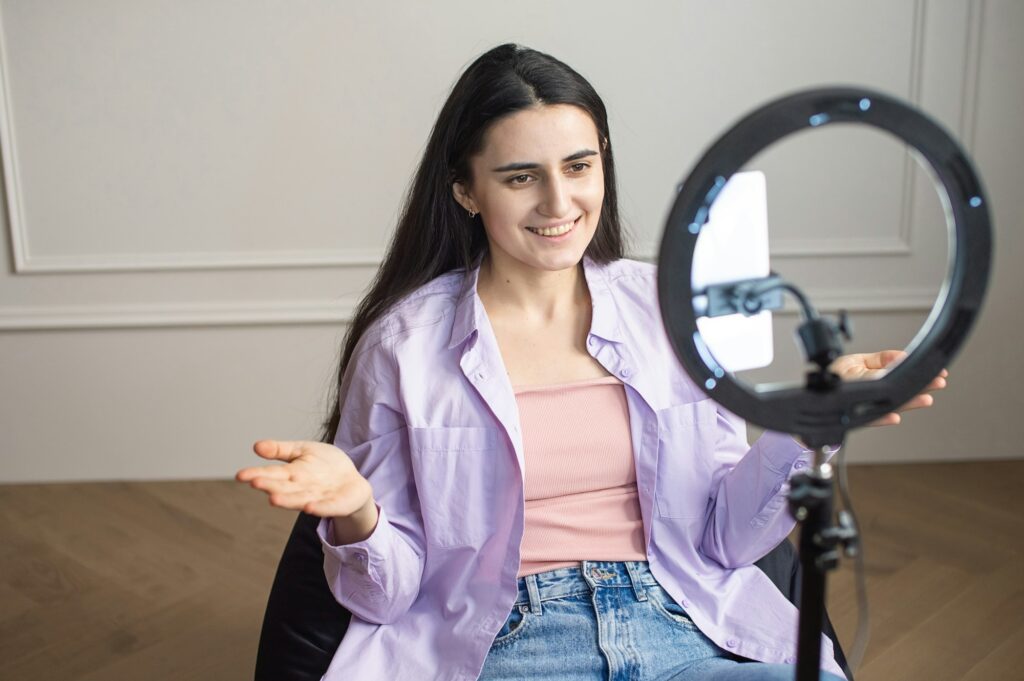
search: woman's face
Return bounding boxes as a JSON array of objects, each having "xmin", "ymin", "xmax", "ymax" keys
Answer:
[{"xmin": 454, "ymin": 104, "xmax": 605, "ymax": 276}]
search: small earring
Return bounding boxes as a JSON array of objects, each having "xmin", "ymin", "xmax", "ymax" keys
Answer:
[{"xmin": 468, "ymin": 208, "xmax": 477, "ymax": 218}]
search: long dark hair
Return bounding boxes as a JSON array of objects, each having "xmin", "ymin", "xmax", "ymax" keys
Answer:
[{"xmin": 321, "ymin": 43, "xmax": 626, "ymax": 443}]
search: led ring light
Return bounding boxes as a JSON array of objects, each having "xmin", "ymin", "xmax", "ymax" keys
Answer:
[{"xmin": 658, "ymin": 88, "xmax": 992, "ymax": 448}]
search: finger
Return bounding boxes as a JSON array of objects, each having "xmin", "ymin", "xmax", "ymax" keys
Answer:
[
  {"xmin": 852, "ymin": 367, "xmax": 888, "ymax": 381},
  {"xmin": 249, "ymin": 477, "xmax": 304, "ymax": 496},
  {"xmin": 268, "ymin": 489, "xmax": 318, "ymax": 510},
  {"xmin": 869, "ymin": 412, "xmax": 901, "ymax": 427},
  {"xmin": 895, "ymin": 393, "xmax": 935, "ymax": 413},
  {"xmin": 236, "ymin": 464, "xmax": 292, "ymax": 482},
  {"xmin": 252, "ymin": 440, "xmax": 309, "ymax": 463},
  {"xmin": 863, "ymin": 350, "xmax": 907, "ymax": 371},
  {"xmin": 925, "ymin": 375, "xmax": 947, "ymax": 391}
]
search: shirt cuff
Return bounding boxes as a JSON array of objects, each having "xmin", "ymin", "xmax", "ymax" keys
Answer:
[
  {"xmin": 757, "ymin": 430, "xmax": 838, "ymax": 475},
  {"xmin": 317, "ymin": 504, "xmax": 388, "ymax": 577}
]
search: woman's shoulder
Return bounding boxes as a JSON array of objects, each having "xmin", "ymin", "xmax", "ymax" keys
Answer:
[
  {"xmin": 589, "ymin": 256, "xmax": 656, "ymax": 281},
  {"xmin": 588, "ymin": 258, "xmax": 671, "ymax": 336},
  {"xmin": 587, "ymin": 257, "xmax": 658, "ymax": 297},
  {"xmin": 356, "ymin": 269, "xmax": 466, "ymax": 351}
]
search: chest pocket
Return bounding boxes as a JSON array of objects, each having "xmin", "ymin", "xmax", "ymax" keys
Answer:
[
  {"xmin": 408, "ymin": 426, "xmax": 500, "ymax": 548},
  {"xmin": 655, "ymin": 399, "xmax": 718, "ymax": 519}
]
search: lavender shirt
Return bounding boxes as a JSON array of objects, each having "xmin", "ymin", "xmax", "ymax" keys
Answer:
[{"xmin": 315, "ymin": 257, "xmax": 845, "ymax": 680}]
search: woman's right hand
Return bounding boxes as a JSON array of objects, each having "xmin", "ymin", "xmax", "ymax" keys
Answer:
[{"xmin": 236, "ymin": 440, "xmax": 379, "ymax": 542}]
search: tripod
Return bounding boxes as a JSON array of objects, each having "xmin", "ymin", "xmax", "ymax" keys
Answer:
[
  {"xmin": 789, "ymin": 312, "xmax": 859, "ymax": 681},
  {"xmin": 788, "ymin": 443, "xmax": 858, "ymax": 681}
]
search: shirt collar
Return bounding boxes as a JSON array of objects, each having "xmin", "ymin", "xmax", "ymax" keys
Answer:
[
  {"xmin": 449, "ymin": 263, "xmax": 483, "ymax": 350},
  {"xmin": 447, "ymin": 256, "xmax": 626, "ymax": 350},
  {"xmin": 581, "ymin": 256, "xmax": 626, "ymax": 344}
]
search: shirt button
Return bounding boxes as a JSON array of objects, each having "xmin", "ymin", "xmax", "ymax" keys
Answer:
[
  {"xmin": 786, "ymin": 656, "xmax": 796, "ymax": 664},
  {"xmin": 793, "ymin": 460, "xmax": 807, "ymax": 470},
  {"xmin": 476, "ymin": 371, "xmax": 486, "ymax": 381},
  {"xmin": 618, "ymin": 367, "xmax": 632, "ymax": 379},
  {"xmin": 681, "ymin": 599, "xmax": 690, "ymax": 608},
  {"xmin": 726, "ymin": 638, "xmax": 738, "ymax": 648},
  {"xmin": 587, "ymin": 336, "xmax": 597, "ymax": 348}
]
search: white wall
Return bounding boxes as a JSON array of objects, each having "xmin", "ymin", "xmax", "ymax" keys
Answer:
[{"xmin": 1, "ymin": 1, "xmax": 1021, "ymax": 482}]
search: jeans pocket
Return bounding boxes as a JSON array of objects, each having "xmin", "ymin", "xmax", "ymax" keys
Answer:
[
  {"xmin": 647, "ymin": 586, "xmax": 699, "ymax": 631},
  {"xmin": 492, "ymin": 605, "xmax": 532, "ymax": 648}
]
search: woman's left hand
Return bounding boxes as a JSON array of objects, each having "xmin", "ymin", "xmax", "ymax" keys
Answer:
[{"xmin": 829, "ymin": 349, "xmax": 948, "ymax": 426}]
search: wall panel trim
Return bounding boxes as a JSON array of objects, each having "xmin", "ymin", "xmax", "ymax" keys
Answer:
[
  {"xmin": 0, "ymin": 298, "xmax": 359, "ymax": 330},
  {"xmin": 0, "ymin": 286, "xmax": 936, "ymax": 331},
  {"xmin": 14, "ymin": 249, "xmax": 386, "ymax": 273},
  {"xmin": 0, "ymin": 3, "xmax": 29, "ymax": 273},
  {"xmin": 0, "ymin": 6, "xmax": 384, "ymax": 275}
]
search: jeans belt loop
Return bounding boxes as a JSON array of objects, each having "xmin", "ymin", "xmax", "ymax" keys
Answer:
[
  {"xmin": 525, "ymin": 574, "xmax": 543, "ymax": 615},
  {"xmin": 624, "ymin": 561, "xmax": 648, "ymax": 602}
]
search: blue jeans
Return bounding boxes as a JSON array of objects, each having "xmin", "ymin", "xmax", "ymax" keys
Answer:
[{"xmin": 478, "ymin": 561, "xmax": 846, "ymax": 681}]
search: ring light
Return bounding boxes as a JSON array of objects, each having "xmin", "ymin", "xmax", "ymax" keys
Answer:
[{"xmin": 658, "ymin": 88, "xmax": 992, "ymax": 448}]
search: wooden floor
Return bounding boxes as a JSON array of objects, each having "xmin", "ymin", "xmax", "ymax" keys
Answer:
[{"xmin": 1, "ymin": 461, "xmax": 1021, "ymax": 681}]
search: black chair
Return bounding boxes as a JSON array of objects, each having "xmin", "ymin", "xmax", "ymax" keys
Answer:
[{"xmin": 255, "ymin": 513, "xmax": 852, "ymax": 680}]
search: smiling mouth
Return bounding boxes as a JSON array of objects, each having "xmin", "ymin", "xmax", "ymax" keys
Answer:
[{"xmin": 525, "ymin": 217, "xmax": 579, "ymax": 237}]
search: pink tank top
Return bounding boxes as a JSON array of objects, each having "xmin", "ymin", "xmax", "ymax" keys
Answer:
[{"xmin": 514, "ymin": 375, "xmax": 647, "ymax": 577}]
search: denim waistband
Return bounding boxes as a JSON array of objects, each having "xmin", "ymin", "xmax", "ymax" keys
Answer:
[{"xmin": 514, "ymin": 561, "xmax": 659, "ymax": 613}]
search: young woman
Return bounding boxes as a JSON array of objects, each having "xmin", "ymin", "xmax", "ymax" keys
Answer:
[{"xmin": 237, "ymin": 44, "xmax": 944, "ymax": 681}]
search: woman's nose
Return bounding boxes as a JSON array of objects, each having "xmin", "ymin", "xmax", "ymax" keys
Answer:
[{"xmin": 539, "ymin": 176, "xmax": 571, "ymax": 218}]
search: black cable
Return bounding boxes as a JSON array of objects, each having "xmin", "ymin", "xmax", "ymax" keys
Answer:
[{"xmin": 834, "ymin": 443, "xmax": 870, "ymax": 673}]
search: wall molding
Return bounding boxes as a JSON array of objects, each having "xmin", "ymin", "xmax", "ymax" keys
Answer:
[
  {"xmin": 0, "ymin": 4, "xmax": 384, "ymax": 275},
  {"xmin": 14, "ymin": 248, "xmax": 386, "ymax": 273},
  {"xmin": 0, "ymin": 0, "xmax": 940, "ymax": 274},
  {"xmin": 756, "ymin": 0, "xmax": 926, "ymax": 259},
  {"xmin": 0, "ymin": 2, "xmax": 29, "ymax": 273},
  {"xmin": 751, "ymin": 235, "xmax": 910, "ymax": 259},
  {"xmin": 631, "ymin": 234, "xmax": 913, "ymax": 261},
  {"xmin": 0, "ymin": 286, "xmax": 937, "ymax": 331},
  {"xmin": 960, "ymin": 0, "xmax": 985, "ymax": 152},
  {"xmin": 0, "ymin": 298, "xmax": 360, "ymax": 330}
]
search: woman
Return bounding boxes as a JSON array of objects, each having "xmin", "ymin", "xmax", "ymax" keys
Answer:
[{"xmin": 237, "ymin": 44, "xmax": 943, "ymax": 680}]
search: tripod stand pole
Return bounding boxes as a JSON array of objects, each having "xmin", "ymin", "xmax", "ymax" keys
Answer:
[{"xmin": 789, "ymin": 446, "xmax": 838, "ymax": 681}]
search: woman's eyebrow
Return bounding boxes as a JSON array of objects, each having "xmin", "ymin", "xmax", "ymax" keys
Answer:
[{"xmin": 491, "ymin": 149, "xmax": 598, "ymax": 173}]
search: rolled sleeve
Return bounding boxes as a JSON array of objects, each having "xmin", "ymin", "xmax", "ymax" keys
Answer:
[
  {"xmin": 701, "ymin": 427, "xmax": 838, "ymax": 568},
  {"xmin": 317, "ymin": 504, "xmax": 423, "ymax": 624},
  {"xmin": 318, "ymin": 326, "xmax": 426, "ymax": 624}
]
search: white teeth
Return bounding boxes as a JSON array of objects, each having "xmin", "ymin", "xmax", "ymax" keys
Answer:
[{"xmin": 529, "ymin": 219, "xmax": 575, "ymax": 237}]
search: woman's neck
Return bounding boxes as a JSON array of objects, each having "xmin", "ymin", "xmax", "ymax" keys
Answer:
[{"xmin": 477, "ymin": 255, "xmax": 589, "ymax": 323}]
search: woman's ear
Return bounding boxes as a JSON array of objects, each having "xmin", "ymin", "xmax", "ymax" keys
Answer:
[{"xmin": 452, "ymin": 181, "xmax": 477, "ymax": 215}]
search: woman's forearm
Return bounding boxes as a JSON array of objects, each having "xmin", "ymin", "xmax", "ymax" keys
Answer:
[{"xmin": 330, "ymin": 496, "xmax": 380, "ymax": 545}]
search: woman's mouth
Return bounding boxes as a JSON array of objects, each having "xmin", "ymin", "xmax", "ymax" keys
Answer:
[{"xmin": 525, "ymin": 217, "xmax": 579, "ymax": 238}]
